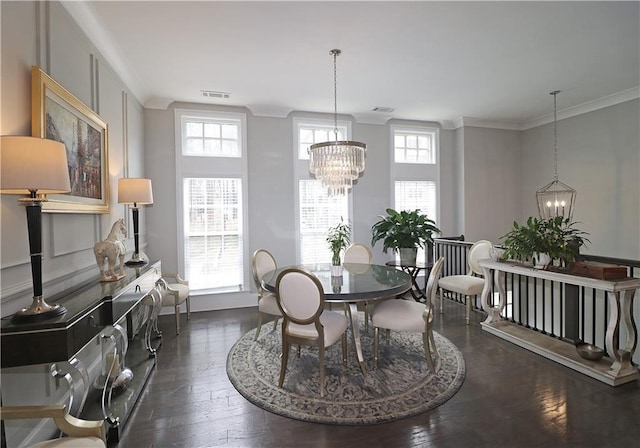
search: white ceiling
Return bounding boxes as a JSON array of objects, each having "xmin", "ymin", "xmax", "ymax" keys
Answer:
[{"xmin": 63, "ymin": 1, "xmax": 640, "ymax": 129}]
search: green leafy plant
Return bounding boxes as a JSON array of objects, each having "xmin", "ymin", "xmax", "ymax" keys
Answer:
[
  {"xmin": 500, "ymin": 216, "xmax": 590, "ymax": 266},
  {"xmin": 326, "ymin": 219, "xmax": 351, "ymax": 266},
  {"xmin": 370, "ymin": 208, "xmax": 441, "ymax": 254}
]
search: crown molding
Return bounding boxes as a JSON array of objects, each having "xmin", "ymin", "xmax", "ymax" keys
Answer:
[{"xmin": 246, "ymin": 104, "xmax": 293, "ymax": 118}]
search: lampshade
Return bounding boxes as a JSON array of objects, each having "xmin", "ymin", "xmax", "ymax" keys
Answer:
[
  {"xmin": 0, "ymin": 136, "xmax": 71, "ymax": 195},
  {"xmin": 118, "ymin": 178, "xmax": 153, "ymax": 205}
]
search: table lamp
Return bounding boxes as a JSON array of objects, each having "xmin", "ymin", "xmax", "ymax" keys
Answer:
[
  {"xmin": 0, "ymin": 136, "xmax": 71, "ymax": 323},
  {"xmin": 118, "ymin": 178, "xmax": 153, "ymax": 265}
]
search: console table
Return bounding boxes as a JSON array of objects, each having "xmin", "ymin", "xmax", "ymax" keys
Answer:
[
  {"xmin": 478, "ymin": 258, "xmax": 640, "ymax": 386},
  {"xmin": 1, "ymin": 261, "xmax": 162, "ymax": 443}
]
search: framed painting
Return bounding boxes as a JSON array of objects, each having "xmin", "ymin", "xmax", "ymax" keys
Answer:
[{"xmin": 31, "ymin": 66, "xmax": 109, "ymax": 213}]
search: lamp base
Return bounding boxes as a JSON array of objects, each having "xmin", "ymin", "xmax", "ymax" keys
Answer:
[
  {"xmin": 11, "ymin": 297, "xmax": 67, "ymax": 324},
  {"xmin": 125, "ymin": 251, "xmax": 148, "ymax": 266}
]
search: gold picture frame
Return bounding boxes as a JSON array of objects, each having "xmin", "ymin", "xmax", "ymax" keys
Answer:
[{"xmin": 31, "ymin": 66, "xmax": 109, "ymax": 213}]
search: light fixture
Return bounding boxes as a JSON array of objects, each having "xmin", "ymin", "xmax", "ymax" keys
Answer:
[
  {"xmin": 308, "ymin": 49, "xmax": 366, "ymax": 196},
  {"xmin": 536, "ymin": 90, "xmax": 577, "ymax": 220},
  {"xmin": 0, "ymin": 136, "xmax": 71, "ymax": 323},
  {"xmin": 118, "ymin": 178, "xmax": 153, "ymax": 265}
]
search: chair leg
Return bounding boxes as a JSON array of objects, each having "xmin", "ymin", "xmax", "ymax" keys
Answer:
[
  {"xmin": 466, "ymin": 295, "xmax": 471, "ymax": 325},
  {"xmin": 174, "ymin": 304, "xmax": 181, "ymax": 335},
  {"xmin": 373, "ymin": 327, "xmax": 379, "ymax": 368},
  {"xmin": 364, "ymin": 302, "xmax": 369, "ymax": 332},
  {"xmin": 186, "ymin": 296, "xmax": 191, "ymax": 320},
  {"xmin": 423, "ymin": 330, "xmax": 436, "ymax": 373},
  {"xmin": 319, "ymin": 344, "xmax": 325, "ymax": 397},
  {"xmin": 341, "ymin": 333, "xmax": 347, "ymax": 364},
  {"xmin": 279, "ymin": 338, "xmax": 290, "ymax": 389},
  {"xmin": 439, "ymin": 287, "xmax": 444, "ymax": 314},
  {"xmin": 255, "ymin": 312, "xmax": 264, "ymax": 341}
]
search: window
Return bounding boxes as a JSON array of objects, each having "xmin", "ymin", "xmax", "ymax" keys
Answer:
[
  {"xmin": 391, "ymin": 126, "xmax": 440, "ymax": 263},
  {"xmin": 176, "ymin": 110, "xmax": 248, "ymax": 291},
  {"xmin": 294, "ymin": 118, "xmax": 351, "ymax": 264}
]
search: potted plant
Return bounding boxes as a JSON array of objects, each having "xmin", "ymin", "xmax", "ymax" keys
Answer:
[
  {"xmin": 326, "ymin": 219, "xmax": 351, "ymax": 276},
  {"xmin": 370, "ymin": 208, "xmax": 441, "ymax": 265},
  {"xmin": 500, "ymin": 216, "xmax": 589, "ymax": 268}
]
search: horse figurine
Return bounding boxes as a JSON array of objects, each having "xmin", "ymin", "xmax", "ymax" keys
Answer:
[{"xmin": 94, "ymin": 219, "xmax": 127, "ymax": 282}]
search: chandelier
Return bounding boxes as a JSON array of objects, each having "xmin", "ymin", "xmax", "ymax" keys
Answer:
[
  {"xmin": 536, "ymin": 90, "xmax": 576, "ymax": 220},
  {"xmin": 309, "ymin": 49, "xmax": 366, "ymax": 196}
]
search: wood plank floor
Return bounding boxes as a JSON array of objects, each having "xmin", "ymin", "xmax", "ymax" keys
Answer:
[{"xmin": 120, "ymin": 300, "xmax": 640, "ymax": 448}]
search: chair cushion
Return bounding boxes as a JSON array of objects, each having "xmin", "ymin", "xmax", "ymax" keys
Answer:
[
  {"xmin": 372, "ymin": 299, "xmax": 427, "ymax": 333},
  {"xmin": 29, "ymin": 437, "xmax": 105, "ymax": 448},
  {"xmin": 258, "ymin": 292, "xmax": 281, "ymax": 316},
  {"xmin": 287, "ymin": 310, "xmax": 347, "ymax": 346},
  {"xmin": 438, "ymin": 275, "xmax": 485, "ymax": 296},
  {"xmin": 161, "ymin": 283, "xmax": 189, "ymax": 305}
]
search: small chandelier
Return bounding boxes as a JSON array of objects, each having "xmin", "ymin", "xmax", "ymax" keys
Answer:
[
  {"xmin": 309, "ymin": 49, "xmax": 366, "ymax": 196},
  {"xmin": 536, "ymin": 90, "xmax": 576, "ymax": 220}
]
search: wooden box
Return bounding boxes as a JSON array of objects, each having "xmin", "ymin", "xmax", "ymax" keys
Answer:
[{"xmin": 570, "ymin": 261, "xmax": 628, "ymax": 280}]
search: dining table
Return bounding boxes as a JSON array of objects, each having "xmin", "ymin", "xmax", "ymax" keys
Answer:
[{"xmin": 261, "ymin": 262, "xmax": 411, "ymax": 373}]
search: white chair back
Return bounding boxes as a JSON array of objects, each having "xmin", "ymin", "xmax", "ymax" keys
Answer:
[
  {"xmin": 276, "ymin": 268, "xmax": 323, "ymax": 325},
  {"xmin": 343, "ymin": 243, "xmax": 372, "ymax": 264},
  {"xmin": 468, "ymin": 240, "xmax": 493, "ymax": 276},
  {"xmin": 426, "ymin": 257, "xmax": 445, "ymax": 306},
  {"xmin": 252, "ymin": 249, "xmax": 277, "ymax": 291}
]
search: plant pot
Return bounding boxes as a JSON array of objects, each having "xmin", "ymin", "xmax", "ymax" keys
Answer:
[
  {"xmin": 533, "ymin": 252, "xmax": 552, "ymax": 269},
  {"xmin": 330, "ymin": 264, "xmax": 343, "ymax": 277},
  {"xmin": 399, "ymin": 248, "xmax": 417, "ymax": 266}
]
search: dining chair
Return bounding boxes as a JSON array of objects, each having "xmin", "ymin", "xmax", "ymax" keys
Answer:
[
  {"xmin": 156, "ymin": 273, "xmax": 190, "ymax": 335},
  {"xmin": 343, "ymin": 243, "xmax": 372, "ymax": 264},
  {"xmin": 251, "ymin": 249, "xmax": 282, "ymax": 340},
  {"xmin": 343, "ymin": 243, "xmax": 373, "ymax": 329},
  {"xmin": 275, "ymin": 267, "xmax": 348, "ymax": 397},
  {"xmin": 0, "ymin": 404, "xmax": 106, "ymax": 447},
  {"xmin": 371, "ymin": 257, "xmax": 445, "ymax": 373},
  {"xmin": 438, "ymin": 240, "xmax": 493, "ymax": 324}
]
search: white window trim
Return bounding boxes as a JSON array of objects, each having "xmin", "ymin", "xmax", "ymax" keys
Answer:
[
  {"xmin": 174, "ymin": 108, "xmax": 249, "ymax": 293},
  {"xmin": 293, "ymin": 116, "xmax": 354, "ymax": 264}
]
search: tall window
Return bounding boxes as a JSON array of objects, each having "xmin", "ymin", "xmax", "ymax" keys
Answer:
[
  {"xmin": 391, "ymin": 126, "xmax": 440, "ymax": 263},
  {"xmin": 176, "ymin": 110, "xmax": 248, "ymax": 291},
  {"xmin": 294, "ymin": 118, "xmax": 351, "ymax": 264}
]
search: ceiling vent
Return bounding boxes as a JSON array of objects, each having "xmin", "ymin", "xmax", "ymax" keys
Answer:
[
  {"xmin": 201, "ymin": 90, "xmax": 230, "ymax": 99},
  {"xmin": 372, "ymin": 106, "xmax": 395, "ymax": 113}
]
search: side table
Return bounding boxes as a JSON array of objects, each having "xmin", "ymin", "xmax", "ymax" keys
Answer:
[{"xmin": 385, "ymin": 260, "xmax": 433, "ymax": 302}]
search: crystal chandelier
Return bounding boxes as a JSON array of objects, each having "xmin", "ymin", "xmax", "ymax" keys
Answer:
[
  {"xmin": 309, "ymin": 49, "xmax": 366, "ymax": 196},
  {"xmin": 536, "ymin": 90, "xmax": 576, "ymax": 220}
]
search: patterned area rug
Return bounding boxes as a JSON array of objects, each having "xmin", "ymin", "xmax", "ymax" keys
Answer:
[{"xmin": 226, "ymin": 317, "xmax": 465, "ymax": 425}]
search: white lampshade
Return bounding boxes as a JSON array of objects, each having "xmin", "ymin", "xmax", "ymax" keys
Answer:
[
  {"xmin": 118, "ymin": 178, "xmax": 153, "ymax": 205},
  {"xmin": 0, "ymin": 136, "xmax": 71, "ymax": 194}
]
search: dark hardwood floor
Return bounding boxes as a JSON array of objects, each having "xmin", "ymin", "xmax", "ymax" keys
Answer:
[{"xmin": 120, "ymin": 299, "xmax": 640, "ymax": 448}]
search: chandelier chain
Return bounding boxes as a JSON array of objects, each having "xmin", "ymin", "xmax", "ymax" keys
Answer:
[
  {"xmin": 551, "ymin": 90, "xmax": 560, "ymax": 181},
  {"xmin": 331, "ymin": 49, "xmax": 340, "ymax": 140}
]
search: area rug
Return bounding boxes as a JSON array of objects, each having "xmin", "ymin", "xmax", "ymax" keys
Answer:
[{"xmin": 226, "ymin": 316, "xmax": 465, "ymax": 425}]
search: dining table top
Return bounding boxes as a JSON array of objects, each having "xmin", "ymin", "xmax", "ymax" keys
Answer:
[{"xmin": 261, "ymin": 263, "xmax": 412, "ymax": 303}]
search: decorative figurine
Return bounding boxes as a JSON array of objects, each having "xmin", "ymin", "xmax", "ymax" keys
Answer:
[{"xmin": 94, "ymin": 218, "xmax": 127, "ymax": 282}]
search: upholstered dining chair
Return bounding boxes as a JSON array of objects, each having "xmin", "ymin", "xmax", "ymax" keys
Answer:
[
  {"xmin": 251, "ymin": 249, "xmax": 281, "ymax": 340},
  {"xmin": 438, "ymin": 239, "xmax": 493, "ymax": 325},
  {"xmin": 156, "ymin": 273, "xmax": 190, "ymax": 335},
  {"xmin": 342, "ymin": 242, "xmax": 373, "ymax": 328},
  {"xmin": 343, "ymin": 243, "xmax": 372, "ymax": 264},
  {"xmin": 371, "ymin": 257, "xmax": 445, "ymax": 373},
  {"xmin": 275, "ymin": 267, "xmax": 348, "ymax": 397},
  {"xmin": 0, "ymin": 404, "xmax": 106, "ymax": 447}
]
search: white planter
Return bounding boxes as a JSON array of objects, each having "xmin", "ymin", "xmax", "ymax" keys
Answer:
[
  {"xmin": 398, "ymin": 248, "xmax": 417, "ymax": 266},
  {"xmin": 533, "ymin": 252, "xmax": 552, "ymax": 269}
]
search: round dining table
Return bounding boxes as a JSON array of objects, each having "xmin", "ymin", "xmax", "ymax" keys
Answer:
[{"xmin": 261, "ymin": 263, "xmax": 411, "ymax": 373}]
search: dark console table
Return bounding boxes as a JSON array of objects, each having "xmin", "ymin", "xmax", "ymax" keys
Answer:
[{"xmin": 1, "ymin": 261, "xmax": 162, "ymax": 444}]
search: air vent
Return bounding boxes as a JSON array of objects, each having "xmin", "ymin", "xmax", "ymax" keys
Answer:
[
  {"xmin": 372, "ymin": 106, "xmax": 395, "ymax": 113},
  {"xmin": 201, "ymin": 90, "xmax": 230, "ymax": 99}
]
